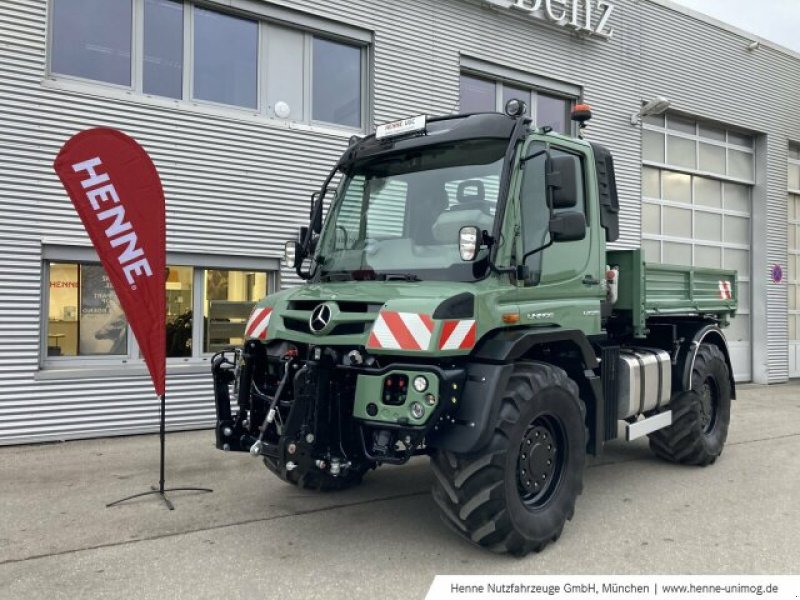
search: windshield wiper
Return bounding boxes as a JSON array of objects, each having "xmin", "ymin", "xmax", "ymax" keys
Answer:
[{"xmin": 378, "ymin": 273, "xmax": 421, "ymax": 282}]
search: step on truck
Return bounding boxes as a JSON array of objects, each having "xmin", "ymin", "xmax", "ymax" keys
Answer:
[{"xmin": 211, "ymin": 102, "xmax": 738, "ymax": 556}]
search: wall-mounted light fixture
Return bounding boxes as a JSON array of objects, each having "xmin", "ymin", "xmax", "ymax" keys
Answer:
[{"xmin": 631, "ymin": 96, "xmax": 672, "ymax": 126}]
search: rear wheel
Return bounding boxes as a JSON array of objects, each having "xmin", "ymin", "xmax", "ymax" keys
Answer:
[
  {"xmin": 648, "ymin": 344, "xmax": 732, "ymax": 466},
  {"xmin": 430, "ymin": 362, "xmax": 586, "ymax": 556},
  {"xmin": 263, "ymin": 456, "xmax": 372, "ymax": 491}
]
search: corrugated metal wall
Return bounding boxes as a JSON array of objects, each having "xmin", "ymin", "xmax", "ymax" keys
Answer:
[{"xmin": 0, "ymin": 0, "xmax": 796, "ymax": 444}]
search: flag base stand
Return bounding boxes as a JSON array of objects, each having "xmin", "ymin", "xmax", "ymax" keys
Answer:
[{"xmin": 106, "ymin": 393, "xmax": 213, "ymax": 511}]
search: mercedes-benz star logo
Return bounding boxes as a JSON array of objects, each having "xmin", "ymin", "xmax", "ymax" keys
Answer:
[{"xmin": 309, "ymin": 303, "xmax": 334, "ymax": 335}]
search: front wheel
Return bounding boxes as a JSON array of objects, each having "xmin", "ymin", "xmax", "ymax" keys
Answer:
[
  {"xmin": 430, "ymin": 362, "xmax": 586, "ymax": 556},
  {"xmin": 648, "ymin": 343, "xmax": 732, "ymax": 466}
]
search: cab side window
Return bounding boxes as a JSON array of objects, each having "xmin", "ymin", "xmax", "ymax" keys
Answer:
[{"xmin": 519, "ymin": 146, "xmax": 588, "ymax": 280}]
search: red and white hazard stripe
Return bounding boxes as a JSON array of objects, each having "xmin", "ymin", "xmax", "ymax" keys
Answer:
[
  {"xmin": 245, "ymin": 307, "xmax": 272, "ymax": 340},
  {"xmin": 438, "ymin": 319, "xmax": 477, "ymax": 351},
  {"xmin": 718, "ymin": 280, "xmax": 733, "ymax": 300},
  {"xmin": 368, "ymin": 311, "xmax": 433, "ymax": 351}
]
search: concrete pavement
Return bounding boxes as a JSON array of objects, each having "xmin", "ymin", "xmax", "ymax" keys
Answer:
[{"xmin": 1, "ymin": 383, "xmax": 799, "ymax": 599}]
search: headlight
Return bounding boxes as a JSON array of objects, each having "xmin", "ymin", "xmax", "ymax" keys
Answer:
[{"xmin": 413, "ymin": 375, "xmax": 428, "ymax": 393}]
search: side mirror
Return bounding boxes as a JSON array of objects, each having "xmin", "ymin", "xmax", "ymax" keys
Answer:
[
  {"xmin": 458, "ymin": 226, "xmax": 480, "ymax": 261},
  {"xmin": 549, "ymin": 211, "xmax": 586, "ymax": 243},
  {"xmin": 549, "ymin": 155, "xmax": 579, "ymax": 209},
  {"xmin": 298, "ymin": 226, "xmax": 308, "ymax": 244},
  {"xmin": 284, "ymin": 241, "xmax": 301, "ymax": 268}
]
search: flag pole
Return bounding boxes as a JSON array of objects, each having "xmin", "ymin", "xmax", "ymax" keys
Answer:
[{"xmin": 106, "ymin": 392, "xmax": 213, "ymax": 510}]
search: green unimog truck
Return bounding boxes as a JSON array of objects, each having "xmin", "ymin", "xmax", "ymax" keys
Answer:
[{"xmin": 211, "ymin": 102, "xmax": 737, "ymax": 556}]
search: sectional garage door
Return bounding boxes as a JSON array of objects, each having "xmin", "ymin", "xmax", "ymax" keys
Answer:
[{"xmin": 641, "ymin": 113, "xmax": 754, "ymax": 381}]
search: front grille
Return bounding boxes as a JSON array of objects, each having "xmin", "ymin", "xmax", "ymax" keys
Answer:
[
  {"xmin": 288, "ymin": 300, "xmax": 382, "ymax": 313},
  {"xmin": 282, "ymin": 300, "xmax": 380, "ymax": 337}
]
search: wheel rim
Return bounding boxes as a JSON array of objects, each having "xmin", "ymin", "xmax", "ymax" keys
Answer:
[
  {"xmin": 699, "ymin": 376, "xmax": 720, "ymax": 434},
  {"xmin": 516, "ymin": 415, "xmax": 566, "ymax": 509}
]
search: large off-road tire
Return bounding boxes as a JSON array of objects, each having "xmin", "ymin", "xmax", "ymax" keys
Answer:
[
  {"xmin": 430, "ymin": 362, "xmax": 587, "ymax": 556},
  {"xmin": 648, "ymin": 343, "xmax": 732, "ymax": 466},
  {"xmin": 263, "ymin": 456, "xmax": 372, "ymax": 491}
]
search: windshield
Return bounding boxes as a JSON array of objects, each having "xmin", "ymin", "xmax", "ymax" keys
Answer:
[{"xmin": 316, "ymin": 139, "xmax": 508, "ymax": 282}]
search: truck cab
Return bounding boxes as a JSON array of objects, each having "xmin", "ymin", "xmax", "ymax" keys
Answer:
[{"xmin": 211, "ymin": 104, "xmax": 737, "ymax": 555}]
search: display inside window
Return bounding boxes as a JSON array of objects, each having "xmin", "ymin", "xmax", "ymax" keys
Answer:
[
  {"xmin": 47, "ymin": 262, "xmax": 128, "ymax": 357},
  {"xmin": 204, "ymin": 270, "xmax": 268, "ymax": 353},
  {"xmin": 51, "ymin": 0, "xmax": 132, "ymax": 86},
  {"xmin": 166, "ymin": 266, "xmax": 193, "ymax": 357}
]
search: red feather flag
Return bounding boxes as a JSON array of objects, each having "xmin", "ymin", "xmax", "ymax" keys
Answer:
[{"xmin": 54, "ymin": 128, "xmax": 166, "ymax": 396}]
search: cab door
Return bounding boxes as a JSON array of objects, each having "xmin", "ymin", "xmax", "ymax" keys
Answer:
[{"xmin": 513, "ymin": 142, "xmax": 605, "ymax": 335}]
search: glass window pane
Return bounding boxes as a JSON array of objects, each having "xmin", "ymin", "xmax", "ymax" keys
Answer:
[
  {"xmin": 724, "ymin": 249, "xmax": 750, "ymax": 278},
  {"xmin": 791, "ymin": 315, "xmax": 798, "ymax": 342},
  {"xmin": 790, "ymin": 255, "xmax": 797, "ymax": 282},
  {"xmin": 788, "ymin": 164, "xmax": 800, "ymax": 191},
  {"xmin": 78, "ymin": 265, "xmax": 128, "ymax": 355},
  {"xmin": 143, "ymin": 0, "xmax": 183, "ymax": 99},
  {"xmin": 166, "ymin": 266, "xmax": 193, "ymax": 357},
  {"xmin": 699, "ymin": 142, "xmax": 726, "ymax": 175},
  {"xmin": 789, "ymin": 145, "xmax": 800, "ymax": 161},
  {"xmin": 728, "ymin": 130, "xmax": 753, "ymax": 148},
  {"xmin": 663, "ymin": 206, "xmax": 692, "ymax": 238},
  {"xmin": 724, "ymin": 215, "xmax": 750, "ymax": 244},
  {"xmin": 48, "ymin": 263, "xmax": 80, "ymax": 357},
  {"xmin": 663, "ymin": 171, "xmax": 691, "ymax": 204},
  {"xmin": 724, "ymin": 183, "xmax": 750, "ymax": 213},
  {"xmin": 642, "ymin": 167, "xmax": 660, "ymax": 198},
  {"xmin": 193, "ymin": 7, "xmax": 257, "ymax": 109},
  {"xmin": 642, "ymin": 113, "xmax": 664, "ymax": 127},
  {"xmin": 788, "ymin": 285, "xmax": 796, "ymax": 311},
  {"xmin": 729, "ymin": 149, "xmax": 754, "ymax": 181},
  {"xmin": 642, "ymin": 130, "xmax": 665, "ymax": 163},
  {"xmin": 667, "ymin": 135, "xmax": 696, "ymax": 169},
  {"xmin": 267, "ymin": 26, "xmax": 304, "ymax": 120},
  {"xmin": 695, "ymin": 212, "xmax": 722, "ymax": 242},
  {"xmin": 313, "ymin": 37, "xmax": 362, "ymax": 128},
  {"xmin": 537, "ymin": 94, "xmax": 569, "ymax": 134},
  {"xmin": 205, "ymin": 269, "xmax": 268, "ymax": 353},
  {"xmin": 695, "ymin": 245, "xmax": 721, "ymax": 269},
  {"xmin": 51, "ymin": 0, "xmax": 132, "ymax": 85},
  {"xmin": 642, "ymin": 202, "xmax": 660, "ymax": 235},
  {"xmin": 642, "ymin": 240, "xmax": 660, "ymax": 262},
  {"xmin": 663, "ymin": 242, "xmax": 691, "ymax": 265},
  {"xmin": 789, "ymin": 224, "xmax": 796, "ymax": 250},
  {"xmin": 668, "ymin": 114, "xmax": 696, "ymax": 134},
  {"xmin": 699, "ymin": 124, "xmax": 726, "ymax": 142},
  {"xmin": 460, "ymin": 75, "xmax": 495, "ymax": 113},
  {"xmin": 694, "ymin": 176, "xmax": 721, "ymax": 208},
  {"xmin": 503, "ymin": 84, "xmax": 529, "ymax": 112}
]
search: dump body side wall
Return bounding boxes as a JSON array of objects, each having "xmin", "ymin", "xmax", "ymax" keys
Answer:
[{"xmin": 608, "ymin": 249, "xmax": 738, "ymax": 337}]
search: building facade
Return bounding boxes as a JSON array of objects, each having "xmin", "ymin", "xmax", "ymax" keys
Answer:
[{"xmin": 0, "ymin": 0, "xmax": 798, "ymax": 445}]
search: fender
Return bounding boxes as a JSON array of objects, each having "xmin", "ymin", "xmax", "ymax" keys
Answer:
[
  {"xmin": 428, "ymin": 327, "xmax": 604, "ymax": 455},
  {"xmin": 678, "ymin": 323, "xmax": 737, "ymax": 399}
]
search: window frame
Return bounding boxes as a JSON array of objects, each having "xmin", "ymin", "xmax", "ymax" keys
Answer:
[
  {"xmin": 46, "ymin": 0, "xmax": 371, "ymax": 132},
  {"xmin": 39, "ymin": 245, "xmax": 279, "ymax": 373},
  {"xmin": 787, "ymin": 145, "xmax": 800, "ymax": 342},
  {"xmin": 458, "ymin": 57, "xmax": 581, "ymax": 136}
]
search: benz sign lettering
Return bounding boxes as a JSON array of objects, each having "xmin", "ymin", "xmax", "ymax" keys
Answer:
[{"xmin": 490, "ymin": 0, "xmax": 615, "ymax": 38}]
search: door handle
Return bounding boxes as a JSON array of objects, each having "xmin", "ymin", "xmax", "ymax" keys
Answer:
[{"xmin": 582, "ymin": 274, "xmax": 601, "ymax": 286}]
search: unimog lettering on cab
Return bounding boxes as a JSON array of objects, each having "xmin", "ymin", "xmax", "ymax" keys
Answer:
[{"xmin": 211, "ymin": 101, "xmax": 737, "ymax": 556}]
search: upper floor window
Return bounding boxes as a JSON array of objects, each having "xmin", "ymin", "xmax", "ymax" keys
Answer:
[
  {"xmin": 459, "ymin": 73, "xmax": 574, "ymax": 135},
  {"xmin": 49, "ymin": 0, "xmax": 368, "ymax": 129}
]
